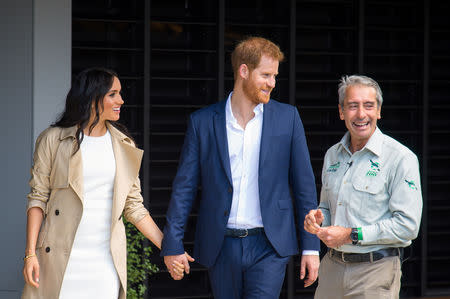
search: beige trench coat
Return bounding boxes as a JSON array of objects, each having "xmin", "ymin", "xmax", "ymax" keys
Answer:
[{"xmin": 22, "ymin": 122, "xmax": 149, "ymax": 299}]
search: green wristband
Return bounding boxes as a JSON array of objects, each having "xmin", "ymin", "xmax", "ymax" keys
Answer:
[{"xmin": 357, "ymin": 227, "xmax": 363, "ymax": 240}]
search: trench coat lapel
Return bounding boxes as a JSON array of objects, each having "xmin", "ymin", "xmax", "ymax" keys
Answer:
[
  {"xmin": 56, "ymin": 126, "xmax": 84, "ymax": 203},
  {"xmin": 68, "ymin": 148, "xmax": 84, "ymax": 202},
  {"xmin": 213, "ymin": 101, "xmax": 232, "ymax": 185},
  {"xmin": 108, "ymin": 123, "xmax": 143, "ymax": 228}
]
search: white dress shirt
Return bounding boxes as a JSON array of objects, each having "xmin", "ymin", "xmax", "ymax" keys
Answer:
[
  {"xmin": 225, "ymin": 93, "xmax": 264, "ymax": 229},
  {"xmin": 224, "ymin": 93, "xmax": 318, "ymax": 256}
]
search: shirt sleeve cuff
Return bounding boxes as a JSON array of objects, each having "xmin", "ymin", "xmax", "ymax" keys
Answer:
[
  {"xmin": 124, "ymin": 208, "xmax": 149, "ymax": 226},
  {"xmin": 359, "ymin": 225, "xmax": 378, "ymax": 245},
  {"xmin": 302, "ymin": 250, "xmax": 319, "ymax": 256},
  {"xmin": 27, "ymin": 199, "xmax": 47, "ymax": 214}
]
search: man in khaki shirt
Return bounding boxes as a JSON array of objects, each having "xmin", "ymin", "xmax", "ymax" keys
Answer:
[{"xmin": 305, "ymin": 75, "xmax": 422, "ymax": 299}]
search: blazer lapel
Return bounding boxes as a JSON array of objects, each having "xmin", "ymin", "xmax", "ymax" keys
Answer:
[
  {"xmin": 259, "ymin": 101, "xmax": 275, "ymax": 173},
  {"xmin": 109, "ymin": 123, "xmax": 144, "ymax": 228},
  {"xmin": 213, "ymin": 101, "xmax": 232, "ymax": 185}
]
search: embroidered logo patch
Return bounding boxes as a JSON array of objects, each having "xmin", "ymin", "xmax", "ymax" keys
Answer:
[
  {"xmin": 405, "ymin": 180, "xmax": 418, "ymax": 190},
  {"xmin": 366, "ymin": 159, "xmax": 381, "ymax": 177},
  {"xmin": 327, "ymin": 162, "xmax": 340, "ymax": 172},
  {"xmin": 370, "ymin": 159, "xmax": 380, "ymax": 171}
]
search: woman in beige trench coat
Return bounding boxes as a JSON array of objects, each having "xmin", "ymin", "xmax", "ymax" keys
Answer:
[{"xmin": 22, "ymin": 68, "xmax": 190, "ymax": 299}]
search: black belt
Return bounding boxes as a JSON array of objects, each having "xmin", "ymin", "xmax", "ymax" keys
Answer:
[
  {"xmin": 225, "ymin": 228, "xmax": 264, "ymax": 238},
  {"xmin": 329, "ymin": 248, "xmax": 403, "ymax": 263}
]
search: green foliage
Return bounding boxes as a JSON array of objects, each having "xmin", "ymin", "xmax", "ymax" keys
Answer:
[{"xmin": 125, "ymin": 219, "xmax": 159, "ymax": 299}]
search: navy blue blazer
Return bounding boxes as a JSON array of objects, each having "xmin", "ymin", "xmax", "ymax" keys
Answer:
[{"xmin": 161, "ymin": 99, "xmax": 320, "ymax": 267}]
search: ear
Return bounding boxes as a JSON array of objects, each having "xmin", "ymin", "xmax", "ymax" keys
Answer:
[
  {"xmin": 377, "ymin": 107, "xmax": 381, "ymax": 119},
  {"xmin": 238, "ymin": 64, "xmax": 249, "ymax": 79},
  {"xmin": 338, "ymin": 104, "xmax": 345, "ymax": 120}
]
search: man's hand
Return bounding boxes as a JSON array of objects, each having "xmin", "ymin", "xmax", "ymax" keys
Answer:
[
  {"xmin": 163, "ymin": 252, "xmax": 195, "ymax": 280},
  {"xmin": 300, "ymin": 255, "xmax": 320, "ymax": 287},
  {"xmin": 317, "ymin": 226, "xmax": 352, "ymax": 248},
  {"xmin": 304, "ymin": 209, "xmax": 324, "ymax": 234}
]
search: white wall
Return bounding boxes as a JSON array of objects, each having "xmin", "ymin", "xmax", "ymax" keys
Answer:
[
  {"xmin": 33, "ymin": 0, "xmax": 71, "ymax": 139},
  {"xmin": 0, "ymin": 0, "xmax": 71, "ymax": 297}
]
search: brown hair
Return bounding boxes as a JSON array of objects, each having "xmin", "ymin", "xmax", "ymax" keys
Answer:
[{"xmin": 231, "ymin": 36, "xmax": 284, "ymax": 79}]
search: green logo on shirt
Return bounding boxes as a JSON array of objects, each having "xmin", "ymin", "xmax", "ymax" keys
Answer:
[
  {"xmin": 366, "ymin": 159, "xmax": 380, "ymax": 176},
  {"xmin": 327, "ymin": 162, "xmax": 340, "ymax": 172},
  {"xmin": 405, "ymin": 180, "xmax": 417, "ymax": 190},
  {"xmin": 370, "ymin": 159, "xmax": 380, "ymax": 171}
]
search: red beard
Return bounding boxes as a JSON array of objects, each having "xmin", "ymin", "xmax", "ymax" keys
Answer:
[{"xmin": 242, "ymin": 76, "xmax": 271, "ymax": 104}]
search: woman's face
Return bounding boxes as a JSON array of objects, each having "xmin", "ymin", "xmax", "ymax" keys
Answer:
[{"xmin": 98, "ymin": 76, "xmax": 124, "ymax": 123}]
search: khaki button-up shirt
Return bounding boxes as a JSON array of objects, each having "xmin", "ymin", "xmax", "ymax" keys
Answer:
[{"xmin": 319, "ymin": 128, "xmax": 423, "ymax": 253}]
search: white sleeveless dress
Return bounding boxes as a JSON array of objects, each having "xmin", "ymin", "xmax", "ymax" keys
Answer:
[{"xmin": 59, "ymin": 130, "xmax": 120, "ymax": 298}]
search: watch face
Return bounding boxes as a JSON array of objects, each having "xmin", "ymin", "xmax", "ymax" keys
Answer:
[{"xmin": 351, "ymin": 229, "xmax": 358, "ymax": 243}]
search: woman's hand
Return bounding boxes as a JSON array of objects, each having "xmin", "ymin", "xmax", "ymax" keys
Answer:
[
  {"xmin": 164, "ymin": 251, "xmax": 195, "ymax": 280},
  {"xmin": 168, "ymin": 260, "xmax": 185, "ymax": 280},
  {"xmin": 23, "ymin": 255, "xmax": 40, "ymax": 288}
]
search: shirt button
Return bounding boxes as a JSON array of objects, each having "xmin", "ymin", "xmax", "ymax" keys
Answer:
[
  {"xmin": 45, "ymin": 247, "xmax": 50, "ymax": 253},
  {"xmin": 365, "ymin": 186, "xmax": 368, "ymax": 190},
  {"xmin": 55, "ymin": 209, "xmax": 60, "ymax": 216}
]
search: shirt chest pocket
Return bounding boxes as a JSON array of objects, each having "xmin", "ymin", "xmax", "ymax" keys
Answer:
[
  {"xmin": 322, "ymin": 172, "xmax": 343, "ymax": 216},
  {"xmin": 352, "ymin": 175, "xmax": 388, "ymax": 219}
]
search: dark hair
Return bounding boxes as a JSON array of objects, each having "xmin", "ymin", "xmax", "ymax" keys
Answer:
[{"xmin": 53, "ymin": 67, "xmax": 133, "ymax": 152}]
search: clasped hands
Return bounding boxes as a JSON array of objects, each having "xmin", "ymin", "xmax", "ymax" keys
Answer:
[
  {"xmin": 304, "ymin": 209, "xmax": 352, "ymax": 248},
  {"xmin": 164, "ymin": 252, "xmax": 195, "ymax": 280}
]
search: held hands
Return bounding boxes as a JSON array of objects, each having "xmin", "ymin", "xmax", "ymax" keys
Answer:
[
  {"xmin": 304, "ymin": 209, "xmax": 352, "ymax": 248},
  {"xmin": 23, "ymin": 255, "xmax": 40, "ymax": 288},
  {"xmin": 164, "ymin": 252, "xmax": 195, "ymax": 280}
]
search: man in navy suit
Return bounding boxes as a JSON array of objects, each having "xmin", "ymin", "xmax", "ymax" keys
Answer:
[{"xmin": 161, "ymin": 37, "xmax": 320, "ymax": 298}]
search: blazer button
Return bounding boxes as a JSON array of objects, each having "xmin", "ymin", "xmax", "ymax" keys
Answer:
[
  {"xmin": 227, "ymin": 187, "xmax": 232, "ymax": 193},
  {"xmin": 55, "ymin": 209, "xmax": 60, "ymax": 216},
  {"xmin": 224, "ymin": 211, "xmax": 229, "ymax": 216},
  {"xmin": 118, "ymin": 215, "xmax": 122, "ymax": 221},
  {"xmin": 45, "ymin": 247, "xmax": 50, "ymax": 253}
]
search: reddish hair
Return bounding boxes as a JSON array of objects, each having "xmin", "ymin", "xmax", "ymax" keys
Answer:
[{"xmin": 231, "ymin": 37, "xmax": 284, "ymax": 79}]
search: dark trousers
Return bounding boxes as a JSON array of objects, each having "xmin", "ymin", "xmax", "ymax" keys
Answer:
[{"xmin": 208, "ymin": 232, "xmax": 290, "ymax": 299}]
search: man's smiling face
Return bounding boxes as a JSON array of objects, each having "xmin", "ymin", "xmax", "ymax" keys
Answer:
[
  {"xmin": 339, "ymin": 85, "xmax": 381, "ymax": 148},
  {"xmin": 242, "ymin": 55, "xmax": 279, "ymax": 105}
]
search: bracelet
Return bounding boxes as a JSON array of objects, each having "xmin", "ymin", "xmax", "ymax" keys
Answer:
[{"xmin": 23, "ymin": 254, "xmax": 36, "ymax": 261}]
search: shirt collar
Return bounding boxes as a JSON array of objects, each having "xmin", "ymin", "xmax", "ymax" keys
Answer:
[
  {"xmin": 364, "ymin": 127, "xmax": 383, "ymax": 156},
  {"xmin": 338, "ymin": 127, "xmax": 384, "ymax": 157},
  {"xmin": 59, "ymin": 125, "xmax": 78, "ymax": 140},
  {"xmin": 225, "ymin": 92, "xmax": 264, "ymax": 125}
]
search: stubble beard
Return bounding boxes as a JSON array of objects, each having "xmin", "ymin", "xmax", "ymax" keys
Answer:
[{"xmin": 242, "ymin": 77, "xmax": 271, "ymax": 105}]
